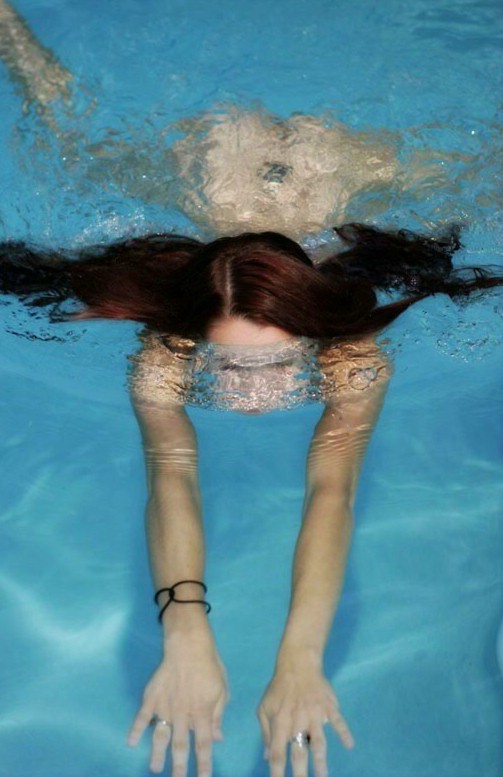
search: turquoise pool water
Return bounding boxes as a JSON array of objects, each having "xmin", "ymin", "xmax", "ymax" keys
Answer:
[{"xmin": 0, "ymin": 1, "xmax": 502, "ymax": 776}]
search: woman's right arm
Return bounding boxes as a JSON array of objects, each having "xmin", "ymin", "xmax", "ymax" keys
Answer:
[{"xmin": 128, "ymin": 397, "xmax": 229, "ymax": 777}]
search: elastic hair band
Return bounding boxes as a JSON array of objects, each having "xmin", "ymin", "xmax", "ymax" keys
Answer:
[{"xmin": 154, "ymin": 580, "xmax": 211, "ymax": 623}]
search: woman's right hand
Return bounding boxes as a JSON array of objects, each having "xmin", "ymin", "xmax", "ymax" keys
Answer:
[{"xmin": 127, "ymin": 637, "xmax": 229, "ymax": 777}]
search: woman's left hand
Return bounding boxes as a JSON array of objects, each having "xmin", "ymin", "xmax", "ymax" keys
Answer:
[{"xmin": 257, "ymin": 664, "xmax": 354, "ymax": 777}]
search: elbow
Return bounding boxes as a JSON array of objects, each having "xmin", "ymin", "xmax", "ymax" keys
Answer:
[
  {"xmin": 305, "ymin": 480, "xmax": 356, "ymax": 518},
  {"xmin": 306, "ymin": 476, "xmax": 357, "ymax": 514}
]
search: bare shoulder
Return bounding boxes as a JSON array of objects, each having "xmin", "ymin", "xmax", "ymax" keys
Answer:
[
  {"xmin": 129, "ymin": 346, "xmax": 196, "ymax": 451},
  {"xmin": 307, "ymin": 335, "xmax": 392, "ymax": 493},
  {"xmin": 127, "ymin": 330, "xmax": 194, "ymax": 411},
  {"xmin": 318, "ymin": 333, "xmax": 393, "ymax": 405},
  {"xmin": 128, "ymin": 336, "xmax": 198, "ymax": 479}
]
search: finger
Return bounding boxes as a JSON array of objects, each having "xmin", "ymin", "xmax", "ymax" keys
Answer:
[
  {"xmin": 290, "ymin": 731, "xmax": 310, "ymax": 777},
  {"xmin": 268, "ymin": 723, "xmax": 289, "ymax": 777},
  {"xmin": 211, "ymin": 693, "xmax": 227, "ymax": 741},
  {"xmin": 257, "ymin": 708, "xmax": 272, "ymax": 756},
  {"xmin": 194, "ymin": 719, "xmax": 213, "ymax": 777},
  {"xmin": 327, "ymin": 707, "xmax": 354, "ymax": 749},
  {"xmin": 309, "ymin": 722, "xmax": 328, "ymax": 777},
  {"xmin": 127, "ymin": 701, "xmax": 155, "ymax": 747},
  {"xmin": 170, "ymin": 721, "xmax": 190, "ymax": 777},
  {"xmin": 150, "ymin": 720, "xmax": 172, "ymax": 774}
]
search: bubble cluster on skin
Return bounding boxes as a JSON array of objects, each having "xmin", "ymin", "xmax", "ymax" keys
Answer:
[{"xmin": 347, "ymin": 366, "xmax": 379, "ymax": 390}]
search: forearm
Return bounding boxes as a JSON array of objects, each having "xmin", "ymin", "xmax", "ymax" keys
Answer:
[
  {"xmin": 147, "ymin": 474, "xmax": 204, "ymax": 587},
  {"xmin": 275, "ymin": 488, "xmax": 353, "ymax": 671},
  {"xmin": 146, "ymin": 472, "xmax": 214, "ymax": 648},
  {"xmin": 275, "ymin": 354, "xmax": 390, "ymax": 673}
]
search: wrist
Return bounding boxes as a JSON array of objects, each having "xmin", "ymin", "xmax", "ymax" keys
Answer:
[
  {"xmin": 155, "ymin": 580, "xmax": 210, "ymax": 620},
  {"xmin": 275, "ymin": 642, "xmax": 323, "ymax": 675},
  {"xmin": 154, "ymin": 580, "xmax": 215, "ymax": 648},
  {"xmin": 275, "ymin": 615, "xmax": 328, "ymax": 672},
  {"xmin": 163, "ymin": 619, "xmax": 217, "ymax": 658},
  {"xmin": 163, "ymin": 607, "xmax": 214, "ymax": 636},
  {"xmin": 161, "ymin": 600, "xmax": 215, "ymax": 641}
]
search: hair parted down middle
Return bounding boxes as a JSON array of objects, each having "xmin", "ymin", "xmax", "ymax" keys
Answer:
[{"xmin": 0, "ymin": 223, "xmax": 502, "ymax": 341}]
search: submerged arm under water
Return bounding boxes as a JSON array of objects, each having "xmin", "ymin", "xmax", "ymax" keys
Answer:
[
  {"xmin": 257, "ymin": 336, "xmax": 391, "ymax": 772},
  {"xmin": 0, "ymin": 0, "xmax": 72, "ymax": 119},
  {"xmin": 128, "ymin": 395, "xmax": 229, "ymax": 774}
]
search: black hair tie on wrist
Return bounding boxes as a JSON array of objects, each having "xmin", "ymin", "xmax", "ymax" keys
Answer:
[{"xmin": 154, "ymin": 580, "xmax": 211, "ymax": 623}]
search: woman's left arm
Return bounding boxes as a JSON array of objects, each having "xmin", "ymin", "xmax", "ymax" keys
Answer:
[
  {"xmin": 0, "ymin": 0, "xmax": 72, "ymax": 110},
  {"xmin": 257, "ymin": 339, "xmax": 392, "ymax": 777}
]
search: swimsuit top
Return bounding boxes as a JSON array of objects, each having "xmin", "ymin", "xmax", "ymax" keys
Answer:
[{"xmin": 128, "ymin": 330, "xmax": 390, "ymax": 414}]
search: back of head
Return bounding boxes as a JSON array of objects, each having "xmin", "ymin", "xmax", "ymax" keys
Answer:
[
  {"xmin": 2, "ymin": 223, "xmax": 501, "ymax": 342},
  {"xmin": 174, "ymin": 232, "xmax": 327, "ymax": 338}
]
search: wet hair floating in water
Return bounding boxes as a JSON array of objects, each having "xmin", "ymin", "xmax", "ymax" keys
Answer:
[{"xmin": 0, "ymin": 223, "xmax": 502, "ymax": 341}]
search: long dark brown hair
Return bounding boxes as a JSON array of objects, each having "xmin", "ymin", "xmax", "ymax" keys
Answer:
[{"xmin": 1, "ymin": 224, "xmax": 502, "ymax": 341}]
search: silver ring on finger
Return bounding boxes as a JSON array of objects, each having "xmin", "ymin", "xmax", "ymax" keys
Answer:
[
  {"xmin": 291, "ymin": 730, "xmax": 311, "ymax": 748},
  {"xmin": 150, "ymin": 714, "xmax": 170, "ymax": 728}
]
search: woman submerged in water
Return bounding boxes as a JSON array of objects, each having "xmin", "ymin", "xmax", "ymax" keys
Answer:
[
  {"xmin": 2, "ymin": 230, "xmax": 503, "ymax": 777},
  {"xmin": 1, "ymin": 4, "xmax": 503, "ymax": 777}
]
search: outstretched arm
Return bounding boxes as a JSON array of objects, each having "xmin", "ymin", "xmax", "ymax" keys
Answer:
[
  {"xmin": 258, "ymin": 338, "xmax": 391, "ymax": 777},
  {"xmin": 0, "ymin": 0, "xmax": 72, "ymax": 112},
  {"xmin": 128, "ymin": 395, "xmax": 229, "ymax": 777},
  {"xmin": 0, "ymin": 0, "xmax": 170, "ymax": 202}
]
